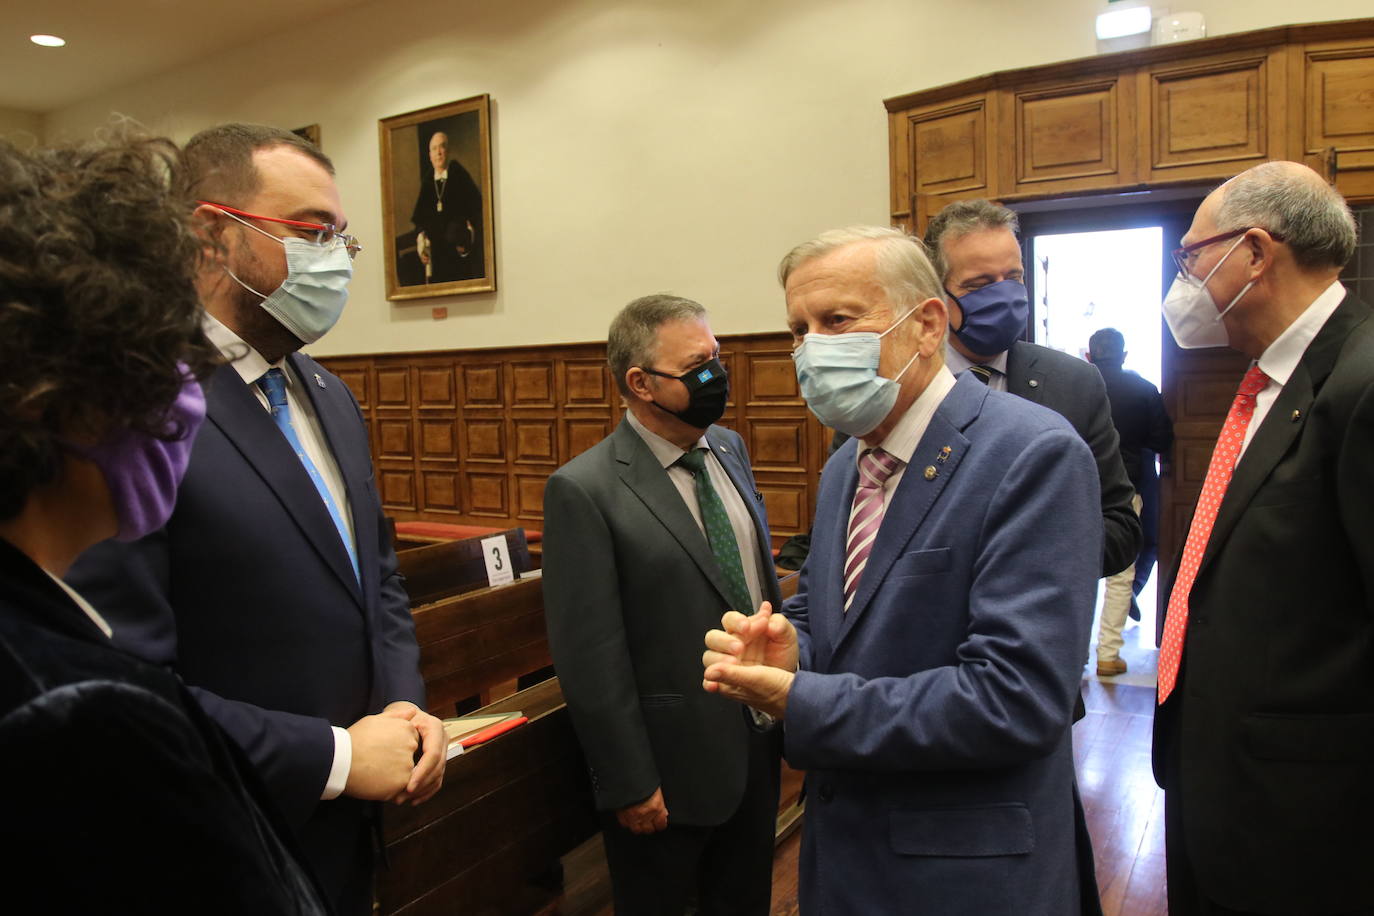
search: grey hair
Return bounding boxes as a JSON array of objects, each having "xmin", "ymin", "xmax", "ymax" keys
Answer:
[
  {"xmin": 1215, "ymin": 162, "xmax": 1356, "ymax": 271},
  {"xmin": 777, "ymin": 225, "xmax": 944, "ymax": 311},
  {"xmin": 922, "ymin": 199, "xmax": 1020, "ymax": 283},
  {"xmin": 607, "ymin": 294, "xmax": 708, "ymax": 396}
]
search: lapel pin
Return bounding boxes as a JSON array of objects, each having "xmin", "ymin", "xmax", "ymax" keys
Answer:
[
  {"xmin": 923, "ymin": 465, "xmax": 937, "ymax": 480},
  {"xmin": 937, "ymin": 445, "xmax": 952, "ymax": 463},
  {"xmin": 1028, "ymin": 379, "xmax": 1040, "ymax": 389},
  {"xmin": 1291, "ymin": 409, "xmax": 1301, "ymax": 422},
  {"xmin": 313, "ymin": 373, "xmax": 326, "ymax": 389},
  {"xmin": 719, "ymin": 445, "xmax": 729, "ymax": 454}
]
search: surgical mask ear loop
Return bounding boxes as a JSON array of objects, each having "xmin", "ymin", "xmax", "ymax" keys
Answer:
[
  {"xmin": 879, "ymin": 305, "xmax": 922, "ymax": 382},
  {"xmin": 1202, "ymin": 234, "xmax": 1254, "ymax": 324}
]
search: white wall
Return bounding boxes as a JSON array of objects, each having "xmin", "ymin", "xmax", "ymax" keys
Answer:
[{"xmin": 43, "ymin": 0, "xmax": 1371, "ymax": 357}]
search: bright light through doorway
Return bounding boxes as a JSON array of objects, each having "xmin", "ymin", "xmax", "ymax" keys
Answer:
[{"xmin": 1030, "ymin": 226, "xmax": 1164, "ymax": 390}]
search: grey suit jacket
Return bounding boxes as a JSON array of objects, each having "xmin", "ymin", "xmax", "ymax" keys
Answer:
[
  {"xmin": 1005, "ymin": 340, "xmax": 1140, "ymax": 576},
  {"xmin": 541, "ymin": 417, "xmax": 781, "ymax": 825}
]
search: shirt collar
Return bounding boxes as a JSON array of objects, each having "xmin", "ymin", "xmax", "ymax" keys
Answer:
[
  {"xmin": 204, "ymin": 313, "xmax": 288, "ymax": 387},
  {"xmin": 943, "ymin": 343, "xmax": 1008, "ymax": 379},
  {"xmin": 1256, "ymin": 280, "xmax": 1347, "ymax": 388},
  {"xmin": 625, "ymin": 409, "xmax": 708, "ymax": 469},
  {"xmin": 435, "ymin": 169, "xmax": 448, "ymax": 182},
  {"xmin": 860, "ymin": 364, "xmax": 957, "ymax": 464}
]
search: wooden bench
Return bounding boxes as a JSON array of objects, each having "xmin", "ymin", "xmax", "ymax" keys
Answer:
[{"xmin": 378, "ymin": 551, "xmax": 805, "ymax": 914}]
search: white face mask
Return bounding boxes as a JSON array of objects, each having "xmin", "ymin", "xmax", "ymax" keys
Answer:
[{"xmin": 1162, "ymin": 235, "xmax": 1254, "ymax": 350}]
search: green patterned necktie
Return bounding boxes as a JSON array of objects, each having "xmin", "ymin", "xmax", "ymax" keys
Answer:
[{"xmin": 676, "ymin": 447, "xmax": 754, "ymax": 613}]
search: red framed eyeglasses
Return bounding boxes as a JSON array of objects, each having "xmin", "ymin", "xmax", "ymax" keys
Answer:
[{"xmin": 199, "ymin": 200, "xmax": 361, "ymax": 260}]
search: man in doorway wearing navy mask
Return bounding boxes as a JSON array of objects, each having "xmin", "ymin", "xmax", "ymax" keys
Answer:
[
  {"xmin": 67, "ymin": 124, "xmax": 444, "ymax": 916},
  {"xmin": 924, "ymin": 199, "xmax": 1139, "ymax": 580},
  {"xmin": 542, "ymin": 295, "xmax": 781, "ymax": 916},
  {"xmin": 702, "ymin": 226, "xmax": 1102, "ymax": 914}
]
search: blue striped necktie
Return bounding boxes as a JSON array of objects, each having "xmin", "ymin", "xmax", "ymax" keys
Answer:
[{"xmin": 257, "ymin": 368, "xmax": 359, "ymax": 582}]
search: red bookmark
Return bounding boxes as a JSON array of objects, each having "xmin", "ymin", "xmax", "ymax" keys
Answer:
[{"xmin": 458, "ymin": 715, "xmax": 528, "ymax": 748}]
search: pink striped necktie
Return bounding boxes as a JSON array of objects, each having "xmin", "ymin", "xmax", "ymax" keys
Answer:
[{"xmin": 844, "ymin": 447, "xmax": 903, "ymax": 611}]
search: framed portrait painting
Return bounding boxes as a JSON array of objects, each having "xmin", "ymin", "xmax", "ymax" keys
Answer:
[{"xmin": 380, "ymin": 94, "xmax": 495, "ymax": 299}]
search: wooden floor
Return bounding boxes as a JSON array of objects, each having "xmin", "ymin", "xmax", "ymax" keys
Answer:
[{"xmin": 551, "ymin": 607, "xmax": 1167, "ymax": 916}]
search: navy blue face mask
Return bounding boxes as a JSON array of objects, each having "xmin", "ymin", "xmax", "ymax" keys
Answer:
[
  {"xmin": 641, "ymin": 358, "xmax": 729, "ymax": 429},
  {"xmin": 949, "ymin": 280, "xmax": 1029, "ymax": 357}
]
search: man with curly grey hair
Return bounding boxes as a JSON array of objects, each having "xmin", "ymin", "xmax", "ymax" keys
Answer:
[{"xmin": 1154, "ymin": 160, "xmax": 1371, "ymax": 915}]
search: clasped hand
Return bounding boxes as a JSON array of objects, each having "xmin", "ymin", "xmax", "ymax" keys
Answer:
[
  {"xmin": 345, "ymin": 701, "xmax": 446, "ymax": 806},
  {"xmin": 701, "ymin": 601, "xmax": 798, "ymax": 719}
]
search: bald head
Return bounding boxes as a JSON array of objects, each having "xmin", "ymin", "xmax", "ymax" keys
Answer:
[{"xmin": 1210, "ymin": 161, "xmax": 1356, "ymax": 273}]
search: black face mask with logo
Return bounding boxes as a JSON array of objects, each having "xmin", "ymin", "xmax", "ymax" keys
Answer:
[{"xmin": 641, "ymin": 357, "xmax": 729, "ymax": 429}]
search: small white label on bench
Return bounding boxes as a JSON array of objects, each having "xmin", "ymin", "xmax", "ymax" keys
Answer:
[{"xmin": 482, "ymin": 534, "xmax": 515, "ymax": 588}]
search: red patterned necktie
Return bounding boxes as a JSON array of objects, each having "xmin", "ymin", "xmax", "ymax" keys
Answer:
[
  {"xmin": 1157, "ymin": 365, "xmax": 1269, "ymax": 704},
  {"xmin": 843, "ymin": 447, "xmax": 903, "ymax": 612}
]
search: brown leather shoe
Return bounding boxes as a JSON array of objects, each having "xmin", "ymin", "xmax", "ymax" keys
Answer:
[{"xmin": 1097, "ymin": 658, "xmax": 1128, "ymax": 677}]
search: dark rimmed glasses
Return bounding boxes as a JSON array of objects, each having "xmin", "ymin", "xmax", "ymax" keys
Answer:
[
  {"xmin": 1172, "ymin": 227, "xmax": 1284, "ymax": 280},
  {"xmin": 199, "ymin": 200, "xmax": 362, "ymax": 260}
]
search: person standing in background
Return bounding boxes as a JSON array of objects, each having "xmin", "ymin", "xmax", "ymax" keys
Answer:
[{"xmin": 1087, "ymin": 327, "xmax": 1174, "ymax": 677}]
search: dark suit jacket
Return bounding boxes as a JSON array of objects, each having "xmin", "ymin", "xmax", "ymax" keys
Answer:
[
  {"xmin": 0, "ymin": 539, "xmax": 327, "ymax": 915},
  {"xmin": 1095, "ymin": 363, "xmax": 1174, "ymax": 488},
  {"xmin": 1006, "ymin": 340, "xmax": 1140, "ymax": 576},
  {"xmin": 784, "ymin": 374, "xmax": 1101, "ymax": 915},
  {"xmin": 67, "ymin": 355, "xmax": 423, "ymax": 912},
  {"xmin": 541, "ymin": 418, "xmax": 781, "ymax": 825},
  {"xmin": 1153, "ymin": 292, "xmax": 1374, "ymax": 913}
]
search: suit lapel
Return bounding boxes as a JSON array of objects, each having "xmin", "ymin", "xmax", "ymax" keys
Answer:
[
  {"xmin": 612, "ymin": 420, "xmax": 736, "ymax": 607},
  {"xmin": 205, "ymin": 363, "xmax": 362, "ymax": 604},
  {"xmin": 1005, "ymin": 340, "xmax": 1045, "ymax": 405},
  {"xmin": 834, "ymin": 380, "xmax": 980, "ymax": 649},
  {"xmin": 1197, "ymin": 293, "xmax": 1367, "ymax": 577}
]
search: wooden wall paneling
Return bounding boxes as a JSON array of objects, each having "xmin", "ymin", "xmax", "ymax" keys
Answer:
[
  {"xmin": 1299, "ymin": 39, "xmax": 1374, "ymax": 200},
  {"xmin": 1003, "ymin": 73, "xmax": 1137, "ymax": 195},
  {"xmin": 1141, "ymin": 47, "xmax": 1285, "ymax": 183},
  {"xmin": 892, "ymin": 93, "xmax": 996, "ymax": 227},
  {"xmin": 889, "ymin": 106, "xmax": 913, "ymax": 227},
  {"xmin": 317, "ymin": 332, "xmax": 827, "ymax": 540}
]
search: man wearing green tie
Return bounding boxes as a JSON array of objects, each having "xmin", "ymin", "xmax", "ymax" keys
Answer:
[{"xmin": 542, "ymin": 295, "xmax": 782, "ymax": 915}]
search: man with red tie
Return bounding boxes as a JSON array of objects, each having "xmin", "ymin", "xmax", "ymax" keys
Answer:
[{"xmin": 1153, "ymin": 161, "xmax": 1374, "ymax": 915}]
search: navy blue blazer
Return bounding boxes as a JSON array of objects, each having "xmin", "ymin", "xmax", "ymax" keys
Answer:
[
  {"xmin": 68, "ymin": 355, "xmax": 423, "ymax": 907},
  {"xmin": 783, "ymin": 373, "xmax": 1101, "ymax": 915}
]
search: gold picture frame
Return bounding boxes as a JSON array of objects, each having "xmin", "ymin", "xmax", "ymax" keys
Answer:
[{"xmin": 379, "ymin": 94, "xmax": 495, "ymax": 300}]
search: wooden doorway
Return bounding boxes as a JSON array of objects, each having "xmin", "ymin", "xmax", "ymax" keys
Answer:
[{"xmin": 1014, "ymin": 191, "xmax": 1232, "ymax": 626}]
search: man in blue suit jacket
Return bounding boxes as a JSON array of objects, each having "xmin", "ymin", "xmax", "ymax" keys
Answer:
[
  {"xmin": 705, "ymin": 226, "xmax": 1101, "ymax": 914},
  {"xmin": 68, "ymin": 124, "xmax": 444, "ymax": 916}
]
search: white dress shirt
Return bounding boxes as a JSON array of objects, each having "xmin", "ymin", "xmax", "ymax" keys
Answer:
[
  {"xmin": 204, "ymin": 314, "xmax": 354, "ymax": 800},
  {"xmin": 1241, "ymin": 280, "xmax": 1348, "ymax": 459},
  {"xmin": 626, "ymin": 411, "xmax": 769, "ymax": 613},
  {"xmin": 856, "ymin": 365, "xmax": 958, "ymax": 514},
  {"xmin": 944, "ymin": 345, "xmax": 1009, "ymax": 392}
]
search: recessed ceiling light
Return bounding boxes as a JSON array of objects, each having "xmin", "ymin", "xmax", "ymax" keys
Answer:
[{"xmin": 30, "ymin": 34, "xmax": 67, "ymax": 48}]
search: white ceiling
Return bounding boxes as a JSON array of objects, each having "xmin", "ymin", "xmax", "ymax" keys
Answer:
[{"xmin": 3, "ymin": 0, "xmax": 377, "ymax": 113}]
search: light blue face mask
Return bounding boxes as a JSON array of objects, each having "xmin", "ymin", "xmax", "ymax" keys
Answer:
[
  {"xmin": 222, "ymin": 213, "xmax": 353, "ymax": 344},
  {"xmin": 791, "ymin": 307, "xmax": 921, "ymax": 438}
]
